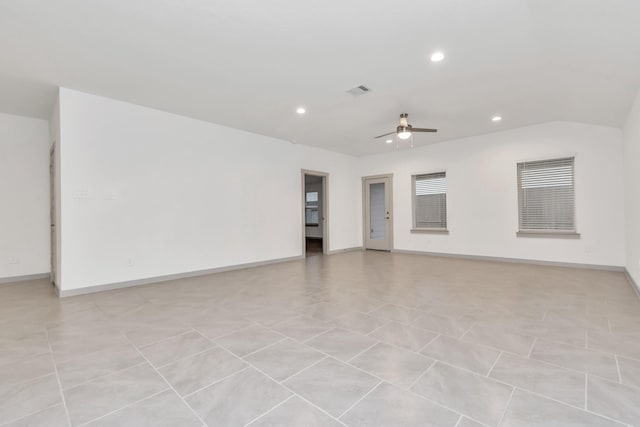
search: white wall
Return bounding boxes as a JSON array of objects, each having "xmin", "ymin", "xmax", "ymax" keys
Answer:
[
  {"xmin": 623, "ymin": 90, "xmax": 640, "ymax": 286},
  {"xmin": 358, "ymin": 122, "xmax": 625, "ymax": 267},
  {"xmin": 0, "ymin": 113, "xmax": 50, "ymax": 279},
  {"xmin": 57, "ymin": 88, "xmax": 360, "ymax": 291}
]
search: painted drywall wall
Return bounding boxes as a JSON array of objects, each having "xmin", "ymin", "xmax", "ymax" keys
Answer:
[
  {"xmin": 623, "ymin": 90, "xmax": 640, "ymax": 286},
  {"xmin": 0, "ymin": 112, "xmax": 50, "ymax": 279},
  {"xmin": 358, "ymin": 122, "xmax": 625, "ymax": 267},
  {"xmin": 57, "ymin": 88, "xmax": 360, "ymax": 291}
]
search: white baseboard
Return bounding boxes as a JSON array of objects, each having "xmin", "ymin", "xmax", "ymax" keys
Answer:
[
  {"xmin": 625, "ymin": 269, "xmax": 640, "ymax": 299},
  {"xmin": 390, "ymin": 249, "xmax": 625, "ymax": 272},
  {"xmin": 327, "ymin": 247, "xmax": 363, "ymax": 255},
  {"xmin": 58, "ymin": 255, "xmax": 304, "ymax": 298},
  {"xmin": 0, "ymin": 273, "xmax": 50, "ymax": 285}
]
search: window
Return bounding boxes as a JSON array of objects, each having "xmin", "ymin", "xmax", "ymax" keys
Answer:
[
  {"xmin": 517, "ymin": 157, "xmax": 575, "ymax": 233},
  {"xmin": 305, "ymin": 191, "xmax": 319, "ymax": 226},
  {"xmin": 412, "ymin": 172, "xmax": 447, "ymax": 230}
]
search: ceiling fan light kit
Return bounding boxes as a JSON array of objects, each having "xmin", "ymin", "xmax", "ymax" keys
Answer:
[{"xmin": 374, "ymin": 113, "xmax": 437, "ymax": 148}]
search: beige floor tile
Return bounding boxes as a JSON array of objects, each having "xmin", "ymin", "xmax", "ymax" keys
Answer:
[
  {"xmin": 244, "ymin": 338, "xmax": 325, "ymax": 381},
  {"xmin": 0, "ymin": 374, "xmax": 63, "ymax": 424},
  {"xmin": 422, "ymin": 335, "xmax": 501, "ymax": 375},
  {"xmin": 333, "ymin": 312, "xmax": 386, "ymax": 335},
  {"xmin": 502, "ymin": 389, "xmax": 623, "ymax": 427},
  {"xmin": 139, "ymin": 330, "xmax": 214, "ymax": 367},
  {"xmin": 215, "ymin": 325, "xmax": 285, "ymax": 357},
  {"xmin": 3, "ymin": 404, "xmax": 69, "ymax": 427},
  {"xmin": 530, "ymin": 339, "xmax": 618, "ymax": 381},
  {"xmin": 587, "ymin": 375, "xmax": 640, "ymax": 425},
  {"xmin": 186, "ymin": 368, "xmax": 291, "ymax": 427},
  {"xmin": 369, "ymin": 304, "xmax": 421, "ymax": 324},
  {"xmin": 369, "ymin": 321, "xmax": 438, "ymax": 352},
  {"xmin": 0, "ymin": 353, "xmax": 55, "ymax": 390},
  {"xmin": 158, "ymin": 346, "xmax": 248, "ymax": 396},
  {"xmin": 341, "ymin": 382, "xmax": 459, "ymax": 427},
  {"xmin": 284, "ymin": 358, "xmax": 379, "ymax": 417},
  {"xmin": 305, "ymin": 328, "xmax": 377, "ymax": 362},
  {"xmin": 56, "ymin": 343, "xmax": 144, "ymax": 390},
  {"xmin": 350, "ymin": 342, "xmax": 433, "ymax": 388},
  {"xmin": 489, "ymin": 352, "xmax": 586, "ymax": 407},
  {"xmin": 412, "ymin": 362, "xmax": 513, "ymax": 426},
  {"xmin": 247, "ymin": 396, "xmax": 342, "ymax": 427},
  {"xmin": 617, "ymin": 356, "xmax": 640, "ymax": 388},
  {"xmin": 270, "ymin": 316, "xmax": 334, "ymax": 342},
  {"xmin": 64, "ymin": 363, "xmax": 167, "ymax": 426},
  {"xmin": 462, "ymin": 325, "xmax": 535, "ymax": 356},
  {"xmin": 84, "ymin": 390, "xmax": 201, "ymax": 427}
]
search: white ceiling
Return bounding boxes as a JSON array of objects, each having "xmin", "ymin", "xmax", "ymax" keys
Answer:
[{"xmin": 1, "ymin": 0, "xmax": 640, "ymax": 155}]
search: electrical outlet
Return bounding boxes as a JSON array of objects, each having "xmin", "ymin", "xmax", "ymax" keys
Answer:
[
  {"xmin": 127, "ymin": 257, "xmax": 135, "ymax": 267},
  {"xmin": 9, "ymin": 256, "xmax": 19, "ymax": 264}
]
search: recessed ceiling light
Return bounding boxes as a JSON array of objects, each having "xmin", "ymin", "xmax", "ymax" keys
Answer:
[
  {"xmin": 385, "ymin": 139, "xmax": 393, "ymax": 144},
  {"xmin": 296, "ymin": 107, "xmax": 306, "ymax": 115},
  {"xmin": 430, "ymin": 51, "xmax": 445, "ymax": 62},
  {"xmin": 492, "ymin": 115, "xmax": 502, "ymax": 122}
]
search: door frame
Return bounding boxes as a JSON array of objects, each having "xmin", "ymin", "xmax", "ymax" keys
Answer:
[
  {"xmin": 362, "ymin": 173, "xmax": 394, "ymax": 251},
  {"xmin": 301, "ymin": 169, "xmax": 329, "ymax": 256},
  {"xmin": 49, "ymin": 141, "xmax": 57, "ymax": 286}
]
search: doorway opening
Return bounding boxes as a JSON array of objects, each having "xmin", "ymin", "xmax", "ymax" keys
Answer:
[
  {"xmin": 302, "ymin": 170, "xmax": 328, "ymax": 256},
  {"xmin": 362, "ymin": 174, "xmax": 393, "ymax": 251}
]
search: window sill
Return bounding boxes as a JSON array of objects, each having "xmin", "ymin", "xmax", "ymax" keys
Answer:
[
  {"xmin": 516, "ymin": 231, "xmax": 580, "ymax": 239},
  {"xmin": 411, "ymin": 228, "xmax": 449, "ymax": 234}
]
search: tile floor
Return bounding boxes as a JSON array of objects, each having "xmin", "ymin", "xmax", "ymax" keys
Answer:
[{"xmin": 1, "ymin": 251, "xmax": 640, "ymax": 426}]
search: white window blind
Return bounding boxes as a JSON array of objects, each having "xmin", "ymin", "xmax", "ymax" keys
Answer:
[
  {"xmin": 414, "ymin": 172, "xmax": 447, "ymax": 229},
  {"xmin": 305, "ymin": 191, "xmax": 319, "ymax": 225},
  {"xmin": 517, "ymin": 157, "xmax": 575, "ymax": 232}
]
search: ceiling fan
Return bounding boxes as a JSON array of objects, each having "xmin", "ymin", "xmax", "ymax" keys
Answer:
[{"xmin": 374, "ymin": 113, "xmax": 438, "ymax": 140}]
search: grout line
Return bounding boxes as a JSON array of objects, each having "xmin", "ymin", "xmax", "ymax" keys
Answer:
[
  {"xmin": 120, "ymin": 333, "xmax": 209, "ymax": 427},
  {"xmin": 407, "ymin": 359, "xmax": 437, "ymax": 390},
  {"xmin": 486, "ymin": 351, "xmax": 504, "ymax": 377},
  {"xmin": 238, "ymin": 336, "xmax": 289, "ymax": 359},
  {"xmin": 453, "ymin": 415, "xmax": 464, "ymax": 427},
  {"xmin": 136, "ymin": 328, "xmax": 198, "ymax": 350},
  {"xmin": 63, "ymin": 361, "xmax": 148, "ymax": 391},
  {"xmin": 458, "ymin": 320, "xmax": 477, "ymax": 340},
  {"xmin": 154, "ymin": 344, "xmax": 218, "ymax": 370},
  {"xmin": 278, "ymin": 356, "xmax": 329, "ymax": 384},
  {"xmin": 337, "ymin": 380, "xmax": 384, "ymax": 419},
  {"xmin": 527, "ymin": 337, "xmax": 538, "ymax": 358},
  {"xmin": 214, "ymin": 342, "xmax": 349, "ymax": 427},
  {"xmin": 615, "ymin": 355, "xmax": 623, "ymax": 384},
  {"xmin": 585, "ymin": 373, "xmax": 588, "ymax": 410},
  {"xmin": 496, "ymin": 387, "xmax": 516, "ymax": 426},
  {"xmin": 345, "ymin": 341, "xmax": 380, "ymax": 363},
  {"xmin": 242, "ymin": 395, "xmax": 296, "ymax": 426},
  {"xmin": 0, "ymin": 403, "xmax": 62, "ymax": 427},
  {"xmin": 416, "ymin": 333, "xmax": 442, "ymax": 354},
  {"xmin": 43, "ymin": 326, "xmax": 72, "ymax": 427},
  {"xmin": 541, "ymin": 309, "xmax": 549, "ymax": 321},
  {"xmin": 182, "ymin": 366, "xmax": 252, "ymax": 399},
  {"xmin": 76, "ymin": 388, "xmax": 170, "ymax": 426}
]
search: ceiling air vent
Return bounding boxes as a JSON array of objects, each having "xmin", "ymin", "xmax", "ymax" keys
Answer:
[{"xmin": 346, "ymin": 85, "xmax": 371, "ymax": 96}]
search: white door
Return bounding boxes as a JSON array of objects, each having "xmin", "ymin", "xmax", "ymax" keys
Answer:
[{"xmin": 364, "ymin": 176, "xmax": 392, "ymax": 251}]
